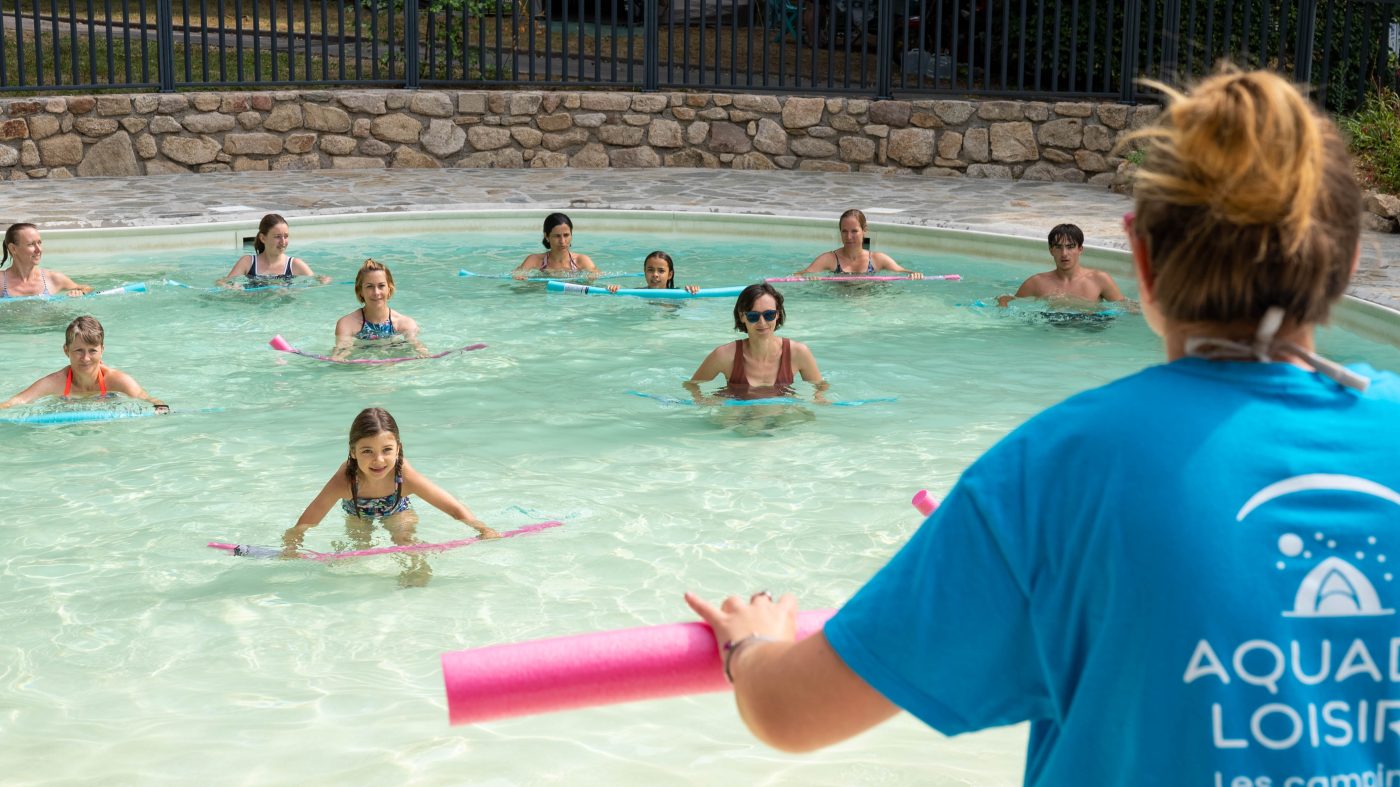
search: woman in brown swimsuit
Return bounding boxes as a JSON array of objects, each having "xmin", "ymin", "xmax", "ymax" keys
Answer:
[{"xmin": 685, "ymin": 283, "xmax": 826, "ymax": 402}]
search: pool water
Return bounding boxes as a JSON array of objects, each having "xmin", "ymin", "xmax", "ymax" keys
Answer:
[{"xmin": 3, "ymin": 225, "xmax": 1399, "ymax": 785}]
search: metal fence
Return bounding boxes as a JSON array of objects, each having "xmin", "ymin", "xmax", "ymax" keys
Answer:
[{"xmin": 1, "ymin": 0, "xmax": 1396, "ymax": 108}]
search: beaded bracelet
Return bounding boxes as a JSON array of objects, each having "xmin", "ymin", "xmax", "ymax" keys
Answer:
[{"xmin": 722, "ymin": 634, "xmax": 778, "ymax": 684}]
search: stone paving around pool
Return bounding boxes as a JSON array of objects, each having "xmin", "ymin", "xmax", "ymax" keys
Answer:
[{"xmin": 1, "ymin": 168, "xmax": 1395, "ymax": 312}]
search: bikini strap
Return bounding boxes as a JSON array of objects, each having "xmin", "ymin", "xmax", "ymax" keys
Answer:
[
  {"xmin": 1184, "ymin": 306, "xmax": 1371, "ymax": 392},
  {"xmin": 40, "ymin": 268, "xmax": 49, "ymax": 296},
  {"xmin": 62, "ymin": 366, "xmax": 107, "ymax": 396},
  {"xmin": 348, "ymin": 469, "xmax": 364, "ymax": 519}
]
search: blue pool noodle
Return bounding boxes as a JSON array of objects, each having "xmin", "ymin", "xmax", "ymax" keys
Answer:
[{"xmin": 1, "ymin": 282, "xmax": 147, "ymax": 302}]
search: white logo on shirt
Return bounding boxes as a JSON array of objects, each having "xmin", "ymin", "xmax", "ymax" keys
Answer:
[{"xmin": 1235, "ymin": 474, "xmax": 1396, "ymax": 618}]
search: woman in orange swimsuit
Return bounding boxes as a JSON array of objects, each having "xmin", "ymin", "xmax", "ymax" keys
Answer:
[
  {"xmin": 0, "ymin": 315, "xmax": 167, "ymax": 411},
  {"xmin": 685, "ymin": 283, "xmax": 826, "ymax": 402}
]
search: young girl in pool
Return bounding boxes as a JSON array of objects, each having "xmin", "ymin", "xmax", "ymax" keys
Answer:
[
  {"xmin": 686, "ymin": 68, "xmax": 1400, "ymax": 784},
  {"xmin": 606, "ymin": 251, "xmax": 702, "ymax": 294},
  {"xmin": 2, "ymin": 223, "xmax": 92, "ymax": 298},
  {"xmin": 216, "ymin": 213, "xmax": 330, "ymax": 287},
  {"xmin": 0, "ymin": 315, "xmax": 167, "ymax": 411},
  {"xmin": 333, "ymin": 259, "xmax": 427, "ymax": 359},
  {"xmin": 283, "ymin": 407, "xmax": 500, "ymax": 555},
  {"xmin": 512, "ymin": 213, "xmax": 600, "ymax": 279}
]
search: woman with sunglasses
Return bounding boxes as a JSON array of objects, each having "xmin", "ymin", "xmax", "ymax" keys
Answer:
[
  {"xmin": 685, "ymin": 283, "xmax": 825, "ymax": 402},
  {"xmin": 685, "ymin": 68, "xmax": 1400, "ymax": 783}
]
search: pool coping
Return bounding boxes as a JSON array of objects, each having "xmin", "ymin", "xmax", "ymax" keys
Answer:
[{"xmin": 7, "ymin": 168, "xmax": 1399, "ymax": 345}]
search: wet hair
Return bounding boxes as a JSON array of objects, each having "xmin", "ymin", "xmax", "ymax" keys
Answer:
[
  {"xmin": 1120, "ymin": 66, "xmax": 1361, "ymax": 331},
  {"xmin": 1048, "ymin": 224, "xmax": 1084, "ymax": 249},
  {"xmin": 732, "ymin": 282, "xmax": 786, "ymax": 332},
  {"xmin": 64, "ymin": 315, "xmax": 104, "ymax": 349},
  {"xmin": 3, "ymin": 222, "xmax": 38, "ymax": 268},
  {"xmin": 353, "ymin": 258, "xmax": 395, "ymax": 304},
  {"xmin": 644, "ymin": 250, "xmax": 675, "ymax": 288},
  {"xmin": 839, "ymin": 209, "xmax": 868, "ymax": 232},
  {"xmin": 253, "ymin": 214, "xmax": 288, "ymax": 254},
  {"xmin": 542, "ymin": 213, "xmax": 573, "ymax": 249},
  {"xmin": 344, "ymin": 407, "xmax": 404, "ymax": 487}
]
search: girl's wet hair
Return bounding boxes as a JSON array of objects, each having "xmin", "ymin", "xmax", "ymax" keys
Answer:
[
  {"xmin": 1121, "ymin": 66, "xmax": 1361, "ymax": 331},
  {"xmin": 345, "ymin": 407, "xmax": 403, "ymax": 486},
  {"xmin": 644, "ymin": 250, "xmax": 675, "ymax": 288},
  {"xmin": 839, "ymin": 209, "xmax": 868, "ymax": 232},
  {"xmin": 353, "ymin": 258, "xmax": 395, "ymax": 304},
  {"xmin": 542, "ymin": 213, "xmax": 573, "ymax": 249},
  {"xmin": 732, "ymin": 282, "xmax": 786, "ymax": 332},
  {"xmin": 253, "ymin": 214, "xmax": 288, "ymax": 254},
  {"xmin": 64, "ymin": 315, "xmax": 104, "ymax": 349},
  {"xmin": 3, "ymin": 222, "xmax": 37, "ymax": 268}
]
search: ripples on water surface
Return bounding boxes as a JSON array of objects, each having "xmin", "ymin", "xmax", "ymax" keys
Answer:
[{"xmin": 4, "ymin": 226, "xmax": 1399, "ymax": 785}]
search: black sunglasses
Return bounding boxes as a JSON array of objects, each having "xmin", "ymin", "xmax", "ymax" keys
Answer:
[{"xmin": 744, "ymin": 309, "xmax": 780, "ymax": 324}]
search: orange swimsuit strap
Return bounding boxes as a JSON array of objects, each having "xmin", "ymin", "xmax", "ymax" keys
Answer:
[{"xmin": 64, "ymin": 366, "xmax": 108, "ymax": 397}]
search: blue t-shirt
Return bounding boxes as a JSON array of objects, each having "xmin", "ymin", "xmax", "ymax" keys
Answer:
[{"xmin": 826, "ymin": 358, "xmax": 1400, "ymax": 786}]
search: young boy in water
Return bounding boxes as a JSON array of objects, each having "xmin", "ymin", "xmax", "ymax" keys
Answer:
[
  {"xmin": 996, "ymin": 223, "xmax": 1126, "ymax": 307},
  {"xmin": 0, "ymin": 315, "xmax": 168, "ymax": 411}
]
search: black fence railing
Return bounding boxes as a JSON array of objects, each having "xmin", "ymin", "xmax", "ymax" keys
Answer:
[{"xmin": 1, "ymin": 0, "xmax": 1395, "ymax": 109}]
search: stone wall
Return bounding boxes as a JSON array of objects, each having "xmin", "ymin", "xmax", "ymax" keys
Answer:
[
  {"xmin": 1, "ymin": 88, "xmax": 1396, "ymax": 231},
  {"xmin": 0, "ymin": 89, "xmax": 1152, "ymax": 186}
]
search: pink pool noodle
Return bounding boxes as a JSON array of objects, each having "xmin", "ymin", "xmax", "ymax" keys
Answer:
[
  {"xmin": 208, "ymin": 521, "xmax": 562, "ymax": 561},
  {"xmin": 442, "ymin": 608, "xmax": 836, "ymax": 725},
  {"xmin": 764, "ymin": 274, "xmax": 961, "ymax": 282},
  {"xmin": 912, "ymin": 489, "xmax": 939, "ymax": 516},
  {"xmin": 268, "ymin": 334, "xmax": 485, "ymax": 365}
]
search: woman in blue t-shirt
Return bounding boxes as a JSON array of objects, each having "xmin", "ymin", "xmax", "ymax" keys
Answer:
[{"xmin": 686, "ymin": 67, "xmax": 1400, "ymax": 784}]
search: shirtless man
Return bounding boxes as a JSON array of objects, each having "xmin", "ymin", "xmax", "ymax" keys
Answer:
[{"xmin": 997, "ymin": 223, "xmax": 1125, "ymax": 307}]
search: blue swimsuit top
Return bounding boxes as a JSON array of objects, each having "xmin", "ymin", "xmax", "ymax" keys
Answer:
[
  {"xmin": 341, "ymin": 471, "xmax": 413, "ymax": 519},
  {"xmin": 833, "ymin": 250, "xmax": 875, "ymax": 274},
  {"xmin": 354, "ymin": 308, "xmax": 395, "ymax": 340},
  {"xmin": 1, "ymin": 268, "xmax": 49, "ymax": 298},
  {"xmin": 246, "ymin": 254, "xmax": 295, "ymax": 281}
]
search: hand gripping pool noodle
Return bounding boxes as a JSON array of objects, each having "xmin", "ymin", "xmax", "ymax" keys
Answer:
[
  {"xmin": 545, "ymin": 280, "xmax": 749, "ymax": 299},
  {"xmin": 441, "ymin": 608, "xmax": 836, "ymax": 725},
  {"xmin": 208, "ymin": 521, "xmax": 563, "ymax": 561},
  {"xmin": 912, "ymin": 489, "xmax": 940, "ymax": 516},
  {"xmin": 268, "ymin": 335, "xmax": 487, "ymax": 365},
  {"xmin": 764, "ymin": 274, "xmax": 961, "ymax": 283}
]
